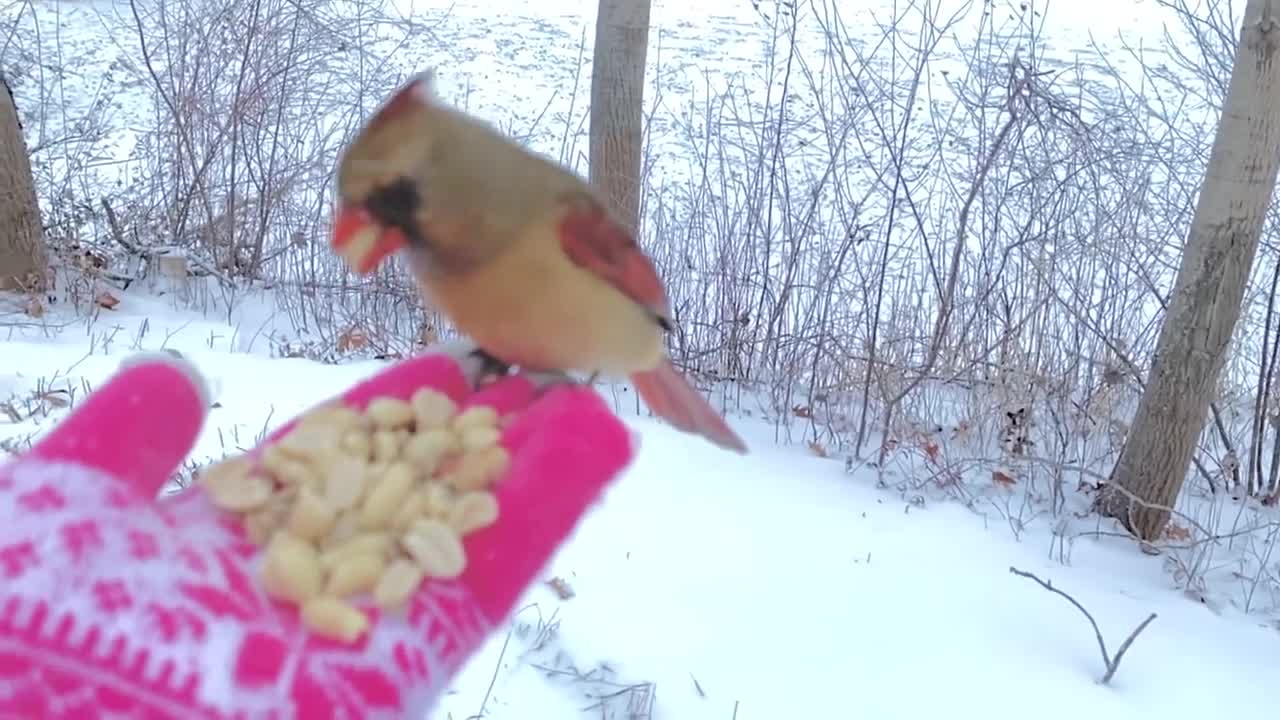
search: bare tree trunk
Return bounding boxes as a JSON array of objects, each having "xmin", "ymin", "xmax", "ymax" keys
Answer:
[
  {"xmin": 1098, "ymin": 0, "xmax": 1280, "ymax": 540},
  {"xmin": 0, "ymin": 74, "xmax": 48, "ymax": 293},
  {"xmin": 588, "ymin": 0, "xmax": 651, "ymax": 235}
]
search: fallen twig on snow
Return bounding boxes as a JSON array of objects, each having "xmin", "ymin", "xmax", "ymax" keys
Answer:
[{"xmin": 1009, "ymin": 566, "xmax": 1157, "ymax": 684}]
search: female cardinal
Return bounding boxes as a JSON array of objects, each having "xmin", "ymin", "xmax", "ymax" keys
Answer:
[{"xmin": 330, "ymin": 71, "xmax": 748, "ymax": 454}]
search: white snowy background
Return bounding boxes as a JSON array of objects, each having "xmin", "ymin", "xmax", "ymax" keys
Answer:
[{"xmin": 2, "ymin": 0, "xmax": 1278, "ymax": 717}]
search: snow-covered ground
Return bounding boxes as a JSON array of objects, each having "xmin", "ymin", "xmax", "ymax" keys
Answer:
[
  {"xmin": 1, "ymin": 289, "xmax": 1277, "ymax": 719},
  {"xmin": 5, "ymin": 0, "xmax": 1193, "ymax": 217},
  {"xmin": 3, "ymin": 0, "xmax": 1279, "ymax": 717}
]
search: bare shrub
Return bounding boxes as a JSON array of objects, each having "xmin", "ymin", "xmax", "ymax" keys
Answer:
[{"xmin": 627, "ymin": 0, "xmax": 1280, "ymax": 610}]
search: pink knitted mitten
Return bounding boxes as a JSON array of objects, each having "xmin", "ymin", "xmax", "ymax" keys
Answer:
[{"xmin": 0, "ymin": 350, "xmax": 634, "ymax": 719}]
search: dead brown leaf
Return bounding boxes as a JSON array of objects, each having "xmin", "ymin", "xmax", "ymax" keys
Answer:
[
  {"xmin": 992, "ymin": 469, "xmax": 1017, "ymax": 488},
  {"xmin": 336, "ymin": 326, "xmax": 369, "ymax": 353},
  {"xmin": 546, "ymin": 576, "xmax": 575, "ymax": 600},
  {"xmin": 95, "ymin": 290, "xmax": 120, "ymax": 310}
]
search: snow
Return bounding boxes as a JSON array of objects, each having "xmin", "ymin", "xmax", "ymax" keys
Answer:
[
  {"xmin": 5, "ymin": 0, "xmax": 1198, "ymax": 210},
  {"xmin": 3, "ymin": 0, "xmax": 1279, "ymax": 717},
  {"xmin": 1, "ymin": 288, "xmax": 1277, "ymax": 719}
]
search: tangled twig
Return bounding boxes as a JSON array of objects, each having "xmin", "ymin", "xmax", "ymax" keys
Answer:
[{"xmin": 1009, "ymin": 566, "xmax": 1157, "ymax": 684}]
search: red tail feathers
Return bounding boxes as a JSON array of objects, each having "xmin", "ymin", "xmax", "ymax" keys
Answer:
[{"xmin": 629, "ymin": 361, "xmax": 748, "ymax": 454}]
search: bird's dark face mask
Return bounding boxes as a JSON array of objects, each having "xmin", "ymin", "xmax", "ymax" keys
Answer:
[
  {"xmin": 331, "ymin": 171, "xmax": 458, "ymax": 277},
  {"xmin": 330, "ymin": 200, "xmax": 411, "ymax": 276}
]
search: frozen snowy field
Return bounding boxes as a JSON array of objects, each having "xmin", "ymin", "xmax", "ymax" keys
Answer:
[
  {"xmin": 3, "ymin": 0, "xmax": 1278, "ymax": 717},
  {"xmin": 0, "ymin": 288, "xmax": 1275, "ymax": 719}
]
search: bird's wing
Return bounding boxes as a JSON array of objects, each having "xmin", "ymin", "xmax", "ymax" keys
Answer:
[{"xmin": 556, "ymin": 198, "xmax": 673, "ymax": 329}]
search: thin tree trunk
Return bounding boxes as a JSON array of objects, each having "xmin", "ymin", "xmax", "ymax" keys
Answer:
[
  {"xmin": 1098, "ymin": 0, "xmax": 1280, "ymax": 540},
  {"xmin": 0, "ymin": 74, "xmax": 48, "ymax": 293},
  {"xmin": 588, "ymin": 0, "xmax": 651, "ymax": 235}
]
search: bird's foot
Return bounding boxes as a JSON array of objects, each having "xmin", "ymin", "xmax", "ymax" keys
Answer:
[
  {"xmin": 470, "ymin": 348, "xmax": 514, "ymax": 384},
  {"xmin": 425, "ymin": 338, "xmax": 596, "ymax": 394},
  {"xmin": 427, "ymin": 338, "xmax": 511, "ymax": 387},
  {"xmin": 519, "ymin": 368, "xmax": 581, "ymax": 394}
]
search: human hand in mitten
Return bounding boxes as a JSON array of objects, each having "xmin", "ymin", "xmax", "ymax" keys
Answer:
[{"xmin": 0, "ymin": 346, "xmax": 635, "ymax": 719}]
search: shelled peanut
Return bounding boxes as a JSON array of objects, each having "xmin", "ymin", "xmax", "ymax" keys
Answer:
[{"xmin": 198, "ymin": 387, "xmax": 510, "ymax": 643}]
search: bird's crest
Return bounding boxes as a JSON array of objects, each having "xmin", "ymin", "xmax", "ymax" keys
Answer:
[{"xmin": 359, "ymin": 69, "xmax": 441, "ymax": 140}]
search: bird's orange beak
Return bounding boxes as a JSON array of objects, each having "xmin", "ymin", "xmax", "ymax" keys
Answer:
[{"xmin": 330, "ymin": 203, "xmax": 408, "ymax": 275}]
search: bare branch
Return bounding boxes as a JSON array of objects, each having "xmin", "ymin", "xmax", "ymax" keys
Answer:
[{"xmin": 1009, "ymin": 566, "xmax": 1157, "ymax": 685}]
